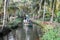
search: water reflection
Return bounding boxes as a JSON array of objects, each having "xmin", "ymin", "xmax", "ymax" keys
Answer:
[{"xmin": 8, "ymin": 32, "xmax": 15, "ymax": 40}]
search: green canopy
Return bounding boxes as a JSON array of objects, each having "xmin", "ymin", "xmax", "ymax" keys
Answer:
[
  {"xmin": 7, "ymin": 18, "xmax": 23, "ymax": 29},
  {"xmin": 57, "ymin": 11, "xmax": 60, "ymax": 17}
]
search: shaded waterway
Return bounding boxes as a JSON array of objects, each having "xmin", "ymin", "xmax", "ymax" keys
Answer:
[{"xmin": 0, "ymin": 21, "xmax": 42, "ymax": 40}]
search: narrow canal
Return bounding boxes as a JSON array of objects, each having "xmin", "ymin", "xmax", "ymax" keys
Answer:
[{"xmin": 0, "ymin": 19, "xmax": 42, "ymax": 40}]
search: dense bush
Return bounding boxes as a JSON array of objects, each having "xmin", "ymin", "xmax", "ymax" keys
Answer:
[
  {"xmin": 42, "ymin": 26, "xmax": 60, "ymax": 40},
  {"xmin": 56, "ymin": 11, "xmax": 60, "ymax": 23}
]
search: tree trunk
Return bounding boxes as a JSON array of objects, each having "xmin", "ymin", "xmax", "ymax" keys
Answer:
[
  {"xmin": 43, "ymin": 0, "xmax": 46, "ymax": 21},
  {"xmin": 38, "ymin": 0, "xmax": 42, "ymax": 19},
  {"xmin": 50, "ymin": 0, "xmax": 56, "ymax": 23},
  {"xmin": 3, "ymin": 0, "xmax": 7, "ymax": 27}
]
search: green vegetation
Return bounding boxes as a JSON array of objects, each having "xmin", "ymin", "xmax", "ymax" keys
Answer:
[
  {"xmin": 0, "ymin": 0, "xmax": 60, "ymax": 40},
  {"xmin": 42, "ymin": 25, "xmax": 60, "ymax": 40},
  {"xmin": 7, "ymin": 18, "xmax": 23, "ymax": 29}
]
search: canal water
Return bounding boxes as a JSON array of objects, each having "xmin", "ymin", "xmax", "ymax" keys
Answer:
[{"xmin": 0, "ymin": 20, "xmax": 41, "ymax": 40}]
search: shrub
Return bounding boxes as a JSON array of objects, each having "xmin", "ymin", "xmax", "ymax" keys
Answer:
[{"xmin": 42, "ymin": 26, "xmax": 60, "ymax": 40}]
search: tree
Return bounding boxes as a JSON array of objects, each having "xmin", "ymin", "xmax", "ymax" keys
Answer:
[
  {"xmin": 3, "ymin": 0, "xmax": 8, "ymax": 27},
  {"xmin": 50, "ymin": 0, "xmax": 56, "ymax": 23}
]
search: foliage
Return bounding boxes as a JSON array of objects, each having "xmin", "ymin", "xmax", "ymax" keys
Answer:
[
  {"xmin": 0, "ymin": 0, "xmax": 3, "ymax": 7},
  {"xmin": 42, "ymin": 24, "xmax": 54, "ymax": 32},
  {"xmin": 45, "ymin": 11, "xmax": 51, "ymax": 21},
  {"xmin": 55, "ymin": 11, "xmax": 60, "ymax": 22},
  {"xmin": 42, "ymin": 26, "xmax": 60, "ymax": 40},
  {"xmin": 7, "ymin": 18, "xmax": 23, "ymax": 29}
]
